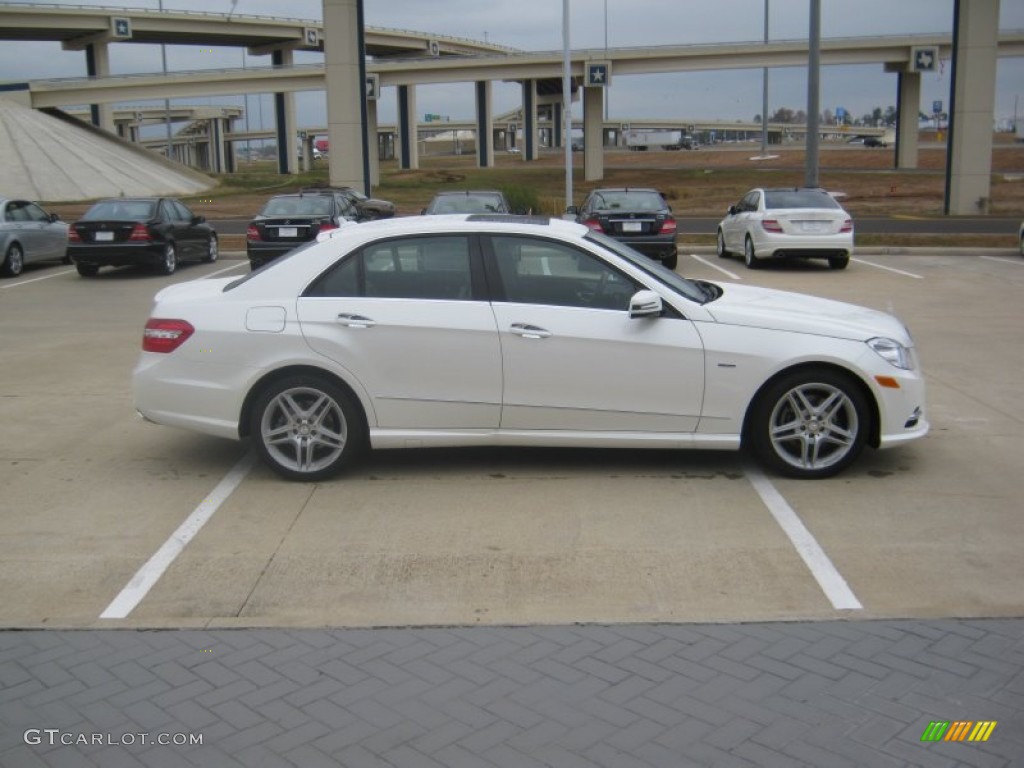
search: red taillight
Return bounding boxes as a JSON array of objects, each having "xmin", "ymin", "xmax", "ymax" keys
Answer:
[
  {"xmin": 246, "ymin": 224, "xmax": 262, "ymax": 242},
  {"xmin": 659, "ymin": 216, "xmax": 677, "ymax": 235},
  {"xmin": 761, "ymin": 219, "xmax": 783, "ymax": 233},
  {"xmin": 840, "ymin": 218, "xmax": 853, "ymax": 233},
  {"xmin": 318, "ymin": 221, "xmax": 339, "ymax": 234},
  {"xmin": 129, "ymin": 224, "xmax": 151, "ymax": 242},
  {"xmin": 143, "ymin": 319, "xmax": 194, "ymax": 354},
  {"xmin": 582, "ymin": 218, "xmax": 603, "ymax": 232},
  {"xmin": 68, "ymin": 228, "xmax": 80, "ymax": 243}
]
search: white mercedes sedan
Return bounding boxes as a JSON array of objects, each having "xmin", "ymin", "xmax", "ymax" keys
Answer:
[
  {"xmin": 717, "ymin": 187, "xmax": 854, "ymax": 270},
  {"xmin": 133, "ymin": 215, "xmax": 927, "ymax": 481}
]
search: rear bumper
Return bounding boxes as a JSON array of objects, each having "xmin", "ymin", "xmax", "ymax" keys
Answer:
[
  {"xmin": 246, "ymin": 241, "xmax": 302, "ymax": 267},
  {"xmin": 67, "ymin": 243, "xmax": 165, "ymax": 267},
  {"xmin": 754, "ymin": 232, "xmax": 853, "ymax": 259}
]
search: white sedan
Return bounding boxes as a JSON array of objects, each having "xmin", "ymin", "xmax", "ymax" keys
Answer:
[
  {"xmin": 133, "ymin": 215, "xmax": 927, "ymax": 481},
  {"xmin": 717, "ymin": 187, "xmax": 854, "ymax": 270}
]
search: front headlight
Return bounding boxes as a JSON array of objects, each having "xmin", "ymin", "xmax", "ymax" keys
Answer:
[{"xmin": 867, "ymin": 337, "xmax": 915, "ymax": 370}]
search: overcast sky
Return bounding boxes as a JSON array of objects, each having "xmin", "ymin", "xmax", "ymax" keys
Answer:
[{"xmin": 1, "ymin": 0, "xmax": 1023, "ymax": 131}]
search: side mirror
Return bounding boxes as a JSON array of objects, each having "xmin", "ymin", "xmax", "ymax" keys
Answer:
[
  {"xmin": 728, "ymin": 205, "xmax": 738, "ymax": 216},
  {"xmin": 628, "ymin": 290, "xmax": 663, "ymax": 319},
  {"xmin": 566, "ymin": 205, "xmax": 579, "ymax": 216},
  {"xmin": 191, "ymin": 215, "xmax": 205, "ymax": 224},
  {"xmin": 49, "ymin": 213, "xmax": 61, "ymax": 222}
]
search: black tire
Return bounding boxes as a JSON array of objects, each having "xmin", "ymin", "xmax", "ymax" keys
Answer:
[
  {"xmin": 250, "ymin": 374, "xmax": 366, "ymax": 481},
  {"xmin": 76, "ymin": 263, "xmax": 99, "ymax": 277},
  {"xmin": 2, "ymin": 243, "xmax": 24, "ymax": 277},
  {"xmin": 744, "ymin": 236, "xmax": 761, "ymax": 269},
  {"xmin": 202, "ymin": 234, "xmax": 218, "ymax": 264},
  {"xmin": 716, "ymin": 229, "xmax": 730, "ymax": 259},
  {"xmin": 159, "ymin": 243, "xmax": 177, "ymax": 275},
  {"xmin": 828, "ymin": 255, "xmax": 850, "ymax": 270},
  {"xmin": 748, "ymin": 367, "xmax": 869, "ymax": 479},
  {"xmin": 662, "ymin": 252, "xmax": 678, "ymax": 271}
]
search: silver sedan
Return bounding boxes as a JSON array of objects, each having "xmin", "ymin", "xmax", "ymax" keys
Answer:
[
  {"xmin": 0, "ymin": 198, "xmax": 69, "ymax": 277},
  {"xmin": 717, "ymin": 187, "xmax": 854, "ymax": 270}
]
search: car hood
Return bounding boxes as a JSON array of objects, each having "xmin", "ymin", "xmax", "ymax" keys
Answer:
[{"xmin": 703, "ymin": 282, "xmax": 911, "ymax": 343}]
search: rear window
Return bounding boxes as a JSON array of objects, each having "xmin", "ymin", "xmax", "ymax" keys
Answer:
[
  {"xmin": 589, "ymin": 190, "xmax": 666, "ymax": 211},
  {"xmin": 261, "ymin": 196, "xmax": 334, "ymax": 216},
  {"xmin": 82, "ymin": 201, "xmax": 156, "ymax": 220},
  {"xmin": 429, "ymin": 194, "xmax": 505, "ymax": 214},
  {"xmin": 763, "ymin": 189, "xmax": 840, "ymax": 210}
]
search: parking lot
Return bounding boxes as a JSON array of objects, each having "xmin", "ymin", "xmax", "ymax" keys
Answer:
[{"xmin": 1, "ymin": 248, "xmax": 1022, "ymax": 631}]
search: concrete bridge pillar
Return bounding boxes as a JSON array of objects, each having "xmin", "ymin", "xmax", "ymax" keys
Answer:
[
  {"xmin": 583, "ymin": 86, "xmax": 604, "ymax": 181},
  {"xmin": 397, "ymin": 85, "xmax": 419, "ymax": 170},
  {"xmin": 84, "ymin": 42, "xmax": 114, "ymax": 133},
  {"xmin": 323, "ymin": 0, "xmax": 368, "ymax": 189},
  {"xmin": 475, "ymin": 81, "xmax": 494, "ymax": 169},
  {"xmin": 946, "ymin": 0, "xmax": 1000, "ymax": 215}
]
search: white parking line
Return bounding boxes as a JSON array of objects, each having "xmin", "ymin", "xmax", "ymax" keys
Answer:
[
  {"xmin": 1, "ymin": 269, "xmax": 76, "ymax": 289},
  {"xmin": 850, "ymin": 257, "xmax": 923, "ymax": 279},
  {"xmin": 980, "ymin": 255, "xmax": 1024, "ymax": 266},
  {"xmin": 203, "ymin": 262, "xmax": 249, "ymax": 279},
  {"xmin": 689, "ymin": 253, "xmax": 742, "ymax": 280},
  {"xmin": 745, "ymin": 466, "xmax": 863, "ymax": 611},
  {"xmin": 100, "ymin": 452, "xmax": 256, "ymax": 619}
]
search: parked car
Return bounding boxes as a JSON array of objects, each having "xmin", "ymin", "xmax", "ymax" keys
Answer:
[
  {"xmin": 134, "ymin": 215, "xmax": 928, "ymax": 482},
  {"xmin": 67, "ymin": 198, "xmax": 217, "ymax": 277},
  {"xmin": 423, "ymin": 190, "xmax": 513, "ymax": 215},
  {"xmin": 246, "ymin": 187, "xmax": 394, "ymax": 270},
  {"xmin": 569, "ymin": 188, "xmax": 678, "ymax": 269},
  {"xmin": 0, "ymin": 198, "xmax": 69, "ymax": 277},
  {"xmin": 717, "ymin": 187, "xmax": 853, "ymax": 270}
]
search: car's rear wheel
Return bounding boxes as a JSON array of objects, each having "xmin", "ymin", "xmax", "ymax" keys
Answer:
[
  {"xmin": 749, "ymin": 368, "xmax": 869, "ymax": 479},
  {"xmin": 2, "ymin": 243, "xmax": 24, "ymax": 277},
  {"xmin": 76, "ymin": 263, "xmax": 99, "ymax": 277},
  {"xmin": 663, "ymin": 252, "xmax": 678, "ymax": 270},
  {"xmin": 828, "ymin": 255, "xmax": 850, "ymax": 270},
  {"xmin": 159, "ymin": 243, "xmax": 177, "ymax": 275},
  {"xmin": 716, "ymin": 230, "xmax": 730, "ymax": 259},
  {"xmin": 251, "ymin": 374, "xmax": 366, "ymax": 481},
  {"xmin": 202, "ymin": 234, "xmax": 218, "ymax": 263},
  {"xmin": 744, "ymin": 236, "xmax": 761, "ymax": 269}
]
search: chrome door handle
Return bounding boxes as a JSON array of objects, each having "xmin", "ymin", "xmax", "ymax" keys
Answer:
[
  {"xmin": 336, "ymin": 313, "xmax": 376, "ymax": 329},
  {"xmin": 510, "ymin": 323, "xmax": 551, "ymax": 339}
]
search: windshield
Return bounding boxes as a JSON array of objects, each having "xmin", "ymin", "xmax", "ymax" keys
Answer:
[{"xmin": 584, "ymin": 231, "xmax": 712, "ymax": 304}]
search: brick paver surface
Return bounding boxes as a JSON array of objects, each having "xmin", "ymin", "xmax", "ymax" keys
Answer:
[{"xmin": 1, "ymin": 620, "xmax": 1022, "ymax": 767}]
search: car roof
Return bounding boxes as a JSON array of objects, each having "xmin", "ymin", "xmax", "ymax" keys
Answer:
[
  {"xmin": 431, "ymin": 190, "xmax": 506, "ymax": 198},
  {"xmin": 587, "ymin": 188, "xmax": 660, "ymax": 194},
  {"xmin": 320, "ymin": 213, "xmax": 582, "ymax": 242}
]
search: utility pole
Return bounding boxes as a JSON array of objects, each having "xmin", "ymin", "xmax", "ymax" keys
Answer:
[
  {"xmin": 562, "ymin": 0, "xmax": 573, "ymax": 212},
  {"xmin": 804, "ymin": 0, "xmax": 821, "ymax": 188},
  {"xmin": 761, "ymin": 0, "xmax": 769, "ymax": 156}
]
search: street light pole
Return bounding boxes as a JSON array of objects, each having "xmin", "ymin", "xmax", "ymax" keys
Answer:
[
  {"xmin": 805, "ymin": 0, "xmax": 821, "ymax": 188},
  {"xmin": 562, "ymin": 0, "xmax": 573, "ymax": 213},
  {"xmin": 158, "ymin": 0, "xmax": 173, "ymax": 159},
  {"xmin": 761, "ymin": 0, "xmax": 769, "ymax": 156}
]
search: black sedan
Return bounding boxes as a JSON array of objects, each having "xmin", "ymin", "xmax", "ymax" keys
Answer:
[
  {"xmin": 246, "ymin": 188, "xmax": 395, "ymax": 270},
  {"xmin": 67, "ymin": 198, "xmax": 218, "ymax": 277},
  {"xmin": 569, "ymin": 188, "xmax": 679, "ymax": 269}
]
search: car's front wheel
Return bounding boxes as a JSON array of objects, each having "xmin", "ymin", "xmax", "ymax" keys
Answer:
[
  {"xmin": 748, "ymin": 368, "xmax": 869, "ymax": 479},
  {"xmin": 250, "ymin": 374, "xmax": 366, "ymax": 481},
  {"xmin": 2, "ymin": 243, "xmax": 24, "ymax": 277},
  {"xmin": 744, "ymin": 236, "xmax": 761, "ymax": 269},
  {"xmin": 716, "ymin": 230, "xmax": 730, "ymax": 259}
]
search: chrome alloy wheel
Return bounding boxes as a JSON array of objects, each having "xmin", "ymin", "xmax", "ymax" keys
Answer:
[
  {"xmin": 768, "ymin": 382, "xmax": 860, "ymax": 472},
  {"xmin": 260, "ymin": 386, "xmax": 348, "ymax": 475}
]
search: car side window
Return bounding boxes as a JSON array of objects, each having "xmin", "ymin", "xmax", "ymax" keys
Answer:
[
  {"xmin": 24, "ymin": 203, "xmax": 49, "ymax": 222},
  {"xmin": 305, "ymin": 236, "xmax": 473, "ymax": 301},
  {"xmin": 6, "ymin": 202, "xmax": 29, "ymax": 222},
  {"xmin": 489, "ymin": 236, "xmax": 640, "ymax": 311},
  {"xmin": 172, "ymin": 201, "xmax": 193, "ymax": 222}
]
